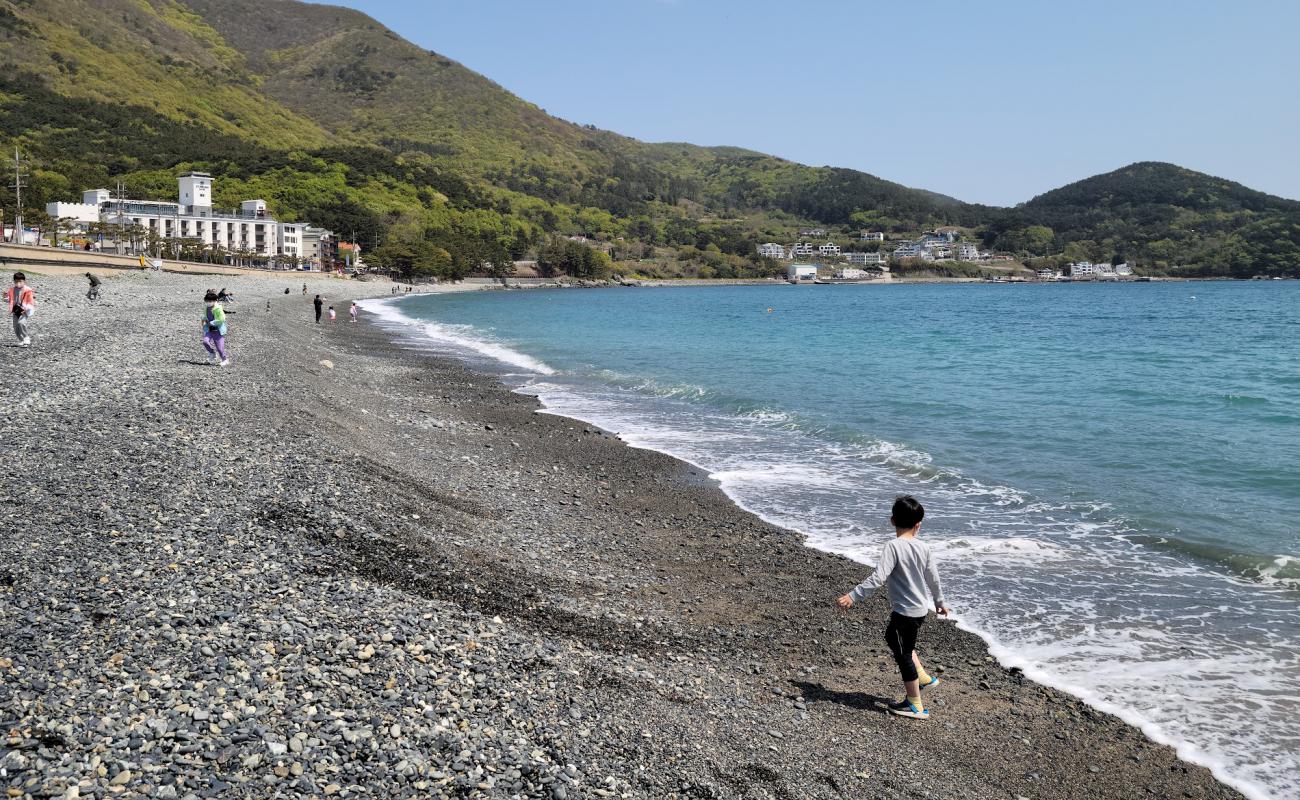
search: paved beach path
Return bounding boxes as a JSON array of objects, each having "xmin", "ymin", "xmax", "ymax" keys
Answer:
[{"xmin": 1, "ymin": 271, "xmax": 1242, "ymax": 799}]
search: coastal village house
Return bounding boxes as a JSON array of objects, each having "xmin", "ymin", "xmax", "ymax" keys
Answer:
[
  {"xmin": 860, "ymin": 231, "xmax": 885, "ymax": 241},
  {"xmin": 818, "ymin": 241, "xmax": 841, "ymax": 256},
  {"xmin": 46, "ymin": 172, "xmax": 335, "ymax": 268},
  {"xmin": 757, "ymin": 242, "xmax": 788, "ymax": 260}
]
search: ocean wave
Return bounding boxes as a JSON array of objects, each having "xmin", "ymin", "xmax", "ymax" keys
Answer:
[{"xmin": 358, "ymin": 297, "xmax": 556, "ymax": 375}]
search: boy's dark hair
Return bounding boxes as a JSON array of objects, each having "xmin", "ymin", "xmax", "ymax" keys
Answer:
[
  {"xmin": 13, "ymin": 272, "xmax": 25, "ymax": 281},
  {"xmin": 891, "ymin": 495, "xmax": 925, "ymax": 529},
  {"xmin": 203, "ymin": 290, "xmax": 218, "ymax": 302}
]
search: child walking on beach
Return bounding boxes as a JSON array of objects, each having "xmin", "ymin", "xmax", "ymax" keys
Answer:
[
  {"xmin": 201, "ymin": 290, "xmax": 229, "ymax": 366},
  {"xmin": 349, "ymin": 302, "xmax": 358, "ymax": 323},
  {"xmin": 836, "ymin": 495, "xmax": 950, "ymax": 720},
  {"xmin": 328, "ymin": 305, "xmax": 336, "ymax": 323},
  {"xmin": 6, "ymin": 272, "xmax": 35, "ymax": 347}
]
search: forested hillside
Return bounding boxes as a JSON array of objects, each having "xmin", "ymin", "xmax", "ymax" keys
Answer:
[{"xmin": 0, "ymin": 0, "xmax": 1296, "ymax": 277}]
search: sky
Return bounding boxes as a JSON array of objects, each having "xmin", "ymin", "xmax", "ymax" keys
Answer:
[{"xmin": 334, "ymin": 0, "xmax": 1300, "ymax": 206}]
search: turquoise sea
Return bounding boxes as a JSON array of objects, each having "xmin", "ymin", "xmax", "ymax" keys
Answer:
[{"xmin": 362, "ymin": 282, "xmax": 1300, "ymax": 799}]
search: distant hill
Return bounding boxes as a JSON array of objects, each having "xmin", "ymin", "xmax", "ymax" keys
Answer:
[
  {"xmin": 0, "ymin": 0, "xmax": 1295, "ymax": 278},
  {"xmin": 987, "ymin": 163, "xmax": 1300, "ymax": 276}
]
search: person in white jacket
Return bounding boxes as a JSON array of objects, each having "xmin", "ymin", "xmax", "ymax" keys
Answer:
[{"xmin": 836, "ymin": 495, "xmax": 951, "ymax": 720}]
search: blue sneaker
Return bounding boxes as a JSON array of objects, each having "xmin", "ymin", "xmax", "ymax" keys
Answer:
[
  {"xmin": 887, "ymin": 698, "xmax": 929, "ymax": 720},
  {"xmin": 920, "ymin": 676, "xmax": 942, "ymax": 691}
]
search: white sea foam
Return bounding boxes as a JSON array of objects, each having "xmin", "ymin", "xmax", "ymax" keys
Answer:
[
  {"xmin": 933, "ymin": 537, "xmax": 1069, "ymax": 561},
  {"xmin": 358, "ymin": 298, "xmax": 555, "ymax": 375}
]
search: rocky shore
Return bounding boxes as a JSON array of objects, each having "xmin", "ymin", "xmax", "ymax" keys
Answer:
[{"xmin": 1, "ymin": 271, "xmax": 1242, "ymax": 799}]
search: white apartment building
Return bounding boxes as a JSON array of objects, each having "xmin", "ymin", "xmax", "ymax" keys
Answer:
[
  {"xmin": 1115, "ymin": 262, "xmax": 1133, "ymax": 276},
  {"xmin": 955, "ymin": 242, "xmax": 980, "ymax": 261},
  {"xmin": 1036, "ymin": 268, "xmax": 1058, "ymax": 280},
  {"xmin": 48, "ymin": 172, "xmax": 330, "ymax": 263},
  {"xmin": 893, "ymin": 243, "xmax": 925, "ymax": 260},
  {"xmin": 1095, "ymin": 262, "xmax": 1117, "ymax": 278},
  {"xmin": 844, "ymin": 251, "xmax": 887, "ymax": 266},
  {"xmin": 787, "ymin": 264, "xmax": 818, "ymax": 281},
  {"xmin": 1067, "ymin": 261, "xmax": 1096, "ymax": 278},
  {"xmin": 792, "ymin": 241, "xmax": 816, "ymax": 257},
  {"xmin": 860, "ymin": 231, "xmax": 885, "ymax": 241},
  {"xmin": 757, "ymin": 242, "xmax": 788, "ymax": 259},
  {"xmin": 818, "ymin": 241, "xmax": 841, "ymax": 255}
]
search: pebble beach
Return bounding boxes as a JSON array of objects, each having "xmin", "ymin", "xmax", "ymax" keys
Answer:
[{"xmin": 0, "ymin": 270, "xmax": 1243, "ymax": 800}]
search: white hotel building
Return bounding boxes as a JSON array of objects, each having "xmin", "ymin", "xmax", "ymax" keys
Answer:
[{"xmin": 47, "ymin": 172, "xmax": 330, "ymax": 264}]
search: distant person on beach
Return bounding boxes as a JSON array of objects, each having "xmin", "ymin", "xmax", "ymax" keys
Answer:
[
  {"xmin": 284, "ymin": 287, "xmax": 290, "ymax": 295},
  {"xmin": 328, "ymin": 305, "xmax": 336, "ymax": 323},
  {"xmin": 349, "ymin": 302, "xmax": 358, "ymax": 323},
  {"xmin": 201, "ymin": 290, "xmax": 229, "ymax": 367},
  {"xmin": 6, "ymin": 272, "xmax": 35, "ymax": 347},
  {"xmin": 836, "ymin": 495, "xmax": 950, "ymax": 721},
  {"xmin": 85, "ymin": 272, "xmax": 101, "ymax": 301},
  {"xmin": 302, "ymin": 283, "xmax": 307, "ymax": 295},
  {"xmin": 313, "ymin": 294, "xmax": 323, "ymax": 324}
]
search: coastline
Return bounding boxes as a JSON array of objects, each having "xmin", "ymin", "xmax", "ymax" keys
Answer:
[{"xmin": 1, "ymin": 271, "xmax": 1246, "ymax": 799}]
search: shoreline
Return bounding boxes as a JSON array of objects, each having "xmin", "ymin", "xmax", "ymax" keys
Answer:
[
  {"xmin": 366, "ymin": 291, "xmax": 1277, "ymax": 800},
  {"xmin": 1, "ymin": 270, "xmax": 1248, "ymax": 799}
]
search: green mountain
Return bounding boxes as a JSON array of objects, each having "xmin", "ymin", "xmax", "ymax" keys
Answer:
[
  {"xmin": 1, "ymin": 0, "xmax": 1296, "ymax": 278},
  {"xmin": 985, "ymin": 163, "xmax": 1300, "ymax": 276}
]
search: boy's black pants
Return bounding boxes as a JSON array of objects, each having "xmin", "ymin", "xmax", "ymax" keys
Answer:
[{"xmin": 885, "ymin": 612, "xmax": 925, "ymax": 682}]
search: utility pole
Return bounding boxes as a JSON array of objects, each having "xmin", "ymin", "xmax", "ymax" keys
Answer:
[{"xmin": 10, "ymin": 147, "xmax": 28, "ymax": 244}]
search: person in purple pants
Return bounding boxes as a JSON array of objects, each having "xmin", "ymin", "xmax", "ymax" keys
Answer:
[{"xmin": 201, "ymin": 290, "xmax": 229, "ymax": 366}]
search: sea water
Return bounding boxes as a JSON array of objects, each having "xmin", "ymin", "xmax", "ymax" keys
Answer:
[{"xmin": 361, "ymin": 282, "xmax": 1300, "ymax": 799}]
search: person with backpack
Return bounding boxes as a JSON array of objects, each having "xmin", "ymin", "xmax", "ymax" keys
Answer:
[
  {"xmin": 85, "ymin": 272, "xmax": 101, "ymax": 301},
  {"xmin": 6, "ymin": 272, "xmax": 35, "ymax": 347},
  {"xmin": 201, "ymin": 290, "xmax": 229, "ymax": 366}
]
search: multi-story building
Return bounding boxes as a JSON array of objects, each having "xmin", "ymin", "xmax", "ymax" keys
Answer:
[
  {"xmin": 792, "ymin": 241, "xmax": 816, "ymax": 257},
  {"xmin": 955, "ymin": 242, "xmax": 980, "ymax": 261},
  {"xmin": 1066, "ymin": 261, "xmax": 1096, "ymax": 278},
  {"xmin": 757, "ymin": 242, "xmax": 788, "ymax": 260},
  {"xmin": 844, "ymin": 251, "xmax": 887, "ymax": 266},
  {"xmin": 860, "ymin": 231, "xmax": 885, "ymax": 241},
  {"xmin": 1036, "ymin": 268, "xmax": 1058, "ymax": 281},
  {"xmin": 893, "ymin": 243, "xmax": 925, "ymax": 260},
  {"xmin": 1115, "ymin": 262, "xmax": 1133, "ymax": 276},
  {"xmin": 48, "ymin": 172, "xmax": 331, "ymax": 265},
  {"xmin": 818, "ymin": 241, "xmax": 841, "ymax": 256}
]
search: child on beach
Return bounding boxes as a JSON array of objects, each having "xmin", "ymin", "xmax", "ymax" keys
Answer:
[
  {"xmin": 836, "ymin": 495, "xmax": 950, "ymax": 720},
  {"xmin": 349, "ymin": 302, "xmax": 358, "ymax": 323},
  {"xmin": 328, "ymin": 305, "xmax": 336, "ymax": 323},
  {"xmin": 6, "ymin": 272, "xmax": 35, "ymax": 347},
  {"xmin": 201, "ymin": 290, "xmax": 229, "ymax": 367}
]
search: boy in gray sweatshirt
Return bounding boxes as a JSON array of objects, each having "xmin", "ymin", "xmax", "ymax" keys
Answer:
[{"xmin": 836, "ymin": 495, "xmax": 950, "ymax": 720}]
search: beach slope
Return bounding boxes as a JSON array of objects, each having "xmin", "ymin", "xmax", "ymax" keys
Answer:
[{"xmin": 0, "ymin": 272, "xmax": 1242, "ymax": 799}]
